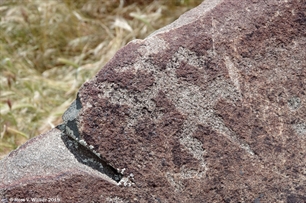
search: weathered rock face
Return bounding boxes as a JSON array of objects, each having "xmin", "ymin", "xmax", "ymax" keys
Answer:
[{"xmin": 1, "ymin": 0, "xmax": 306, "ymax": 202}]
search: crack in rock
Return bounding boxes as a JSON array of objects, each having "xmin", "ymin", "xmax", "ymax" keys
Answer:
[{"xmin": 57, "ymin": 94, "xmax": 123, "ymax": 183}]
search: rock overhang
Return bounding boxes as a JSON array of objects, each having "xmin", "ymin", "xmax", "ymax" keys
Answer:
[{"xmin": 1, "ymin": 0, "xmax": 306, "ymax": 202}]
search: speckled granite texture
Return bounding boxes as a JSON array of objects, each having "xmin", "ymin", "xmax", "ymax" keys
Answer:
[{"xmin": 1, "ymin": 0, "xmax": 306, "ymax": 202}]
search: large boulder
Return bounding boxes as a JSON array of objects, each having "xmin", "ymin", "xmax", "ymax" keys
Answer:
[{"xmin": 1, "ymin": 0, "xmax": 306, "ymax": 202}]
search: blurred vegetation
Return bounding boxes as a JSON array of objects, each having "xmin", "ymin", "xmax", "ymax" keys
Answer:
[{"xmin": 0, "ymin": 0, "xmax": 202, "ymax": 159}]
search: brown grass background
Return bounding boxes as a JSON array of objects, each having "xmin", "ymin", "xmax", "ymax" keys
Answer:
[{"xmin": 0, "ymin": 0, "xmax": 202, "ymax": 159}]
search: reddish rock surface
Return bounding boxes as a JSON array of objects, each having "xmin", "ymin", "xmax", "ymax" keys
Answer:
[{"xmin": 1, "ymin": 0, "xmax": 306, "ymax": 202}]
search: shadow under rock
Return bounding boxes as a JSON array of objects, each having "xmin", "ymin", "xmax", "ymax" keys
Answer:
[{"xmin": 59, "ymin": 129, "xmax": 122, "ymax": 183}]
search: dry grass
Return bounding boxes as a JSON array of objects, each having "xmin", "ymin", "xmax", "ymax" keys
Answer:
[{"xmin": 0, "ymin": 0, "xmax": 202, "ymax": 159}]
